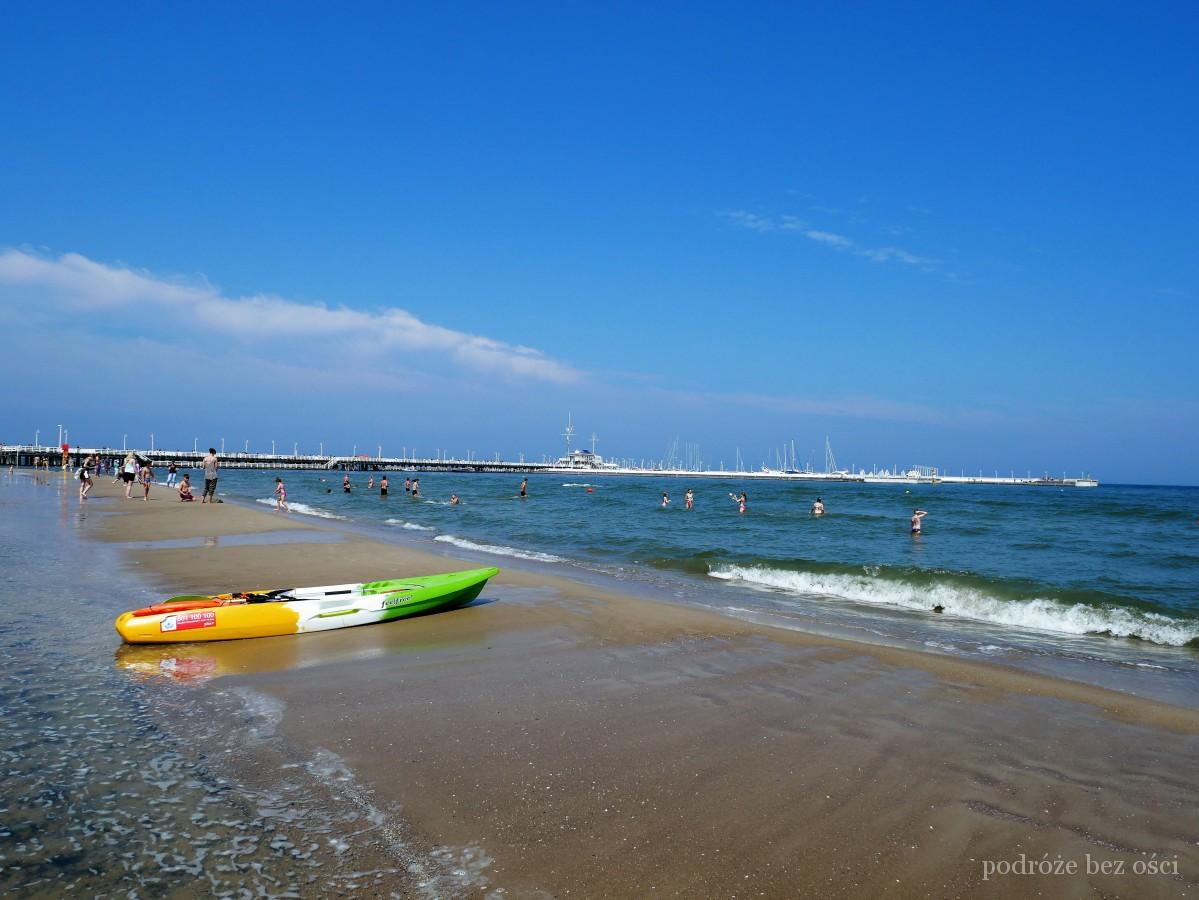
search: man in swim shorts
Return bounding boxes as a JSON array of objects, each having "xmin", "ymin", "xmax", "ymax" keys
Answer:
[{"xmin": 911, "ymin": 509, "xmax": 928, "ymax": 533}]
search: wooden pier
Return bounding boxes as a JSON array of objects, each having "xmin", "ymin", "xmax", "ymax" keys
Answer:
[{"xmin": 0, "ymin": 445, "xmax": 1098, "ymax": 487}]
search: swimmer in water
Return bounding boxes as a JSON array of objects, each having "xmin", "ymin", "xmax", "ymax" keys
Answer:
[
  {"xmin": 343, "ymin": 473, "xmax": 352, "ymax": 493},
  {"xmin": 450, "ymin": 493, "xmax": 460, "ymax": 505},
  {"xmin": 519, "ymin": 478, "xmax": 528, "ymax": 499},
  {"xmin": 684, "ymin": 488, "xmax": 694, "ymax": 510},
  {"xmin": 380, "ymin": 475, "xmax": 389, "ymax": 496},
  {"xmin": 404, "ymin": 477, "xmax": 411, "ymax": 494},
  {"xmin": 729, "ymin": 491, "xmax": 747, "ymax": 514},
  {"xmin": 661, "ymin": 491, "xmax": 670, "ymax": 508},
  {"xmin": 411, "ymin": 478, "xmax": 420, "ymax": 497},
  {"xmin": 811, "ymin": 497, "xmax": 825, "ymax": 516},
  {"xmin": 367, "ymin": 476, "xmax": 375, "ymax": 490},
  {"xmin": 911, "ymin": 509, "xmax": 928, "ymax": 534}
]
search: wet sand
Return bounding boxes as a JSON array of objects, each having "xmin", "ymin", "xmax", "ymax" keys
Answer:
[{"xmin": 88, "ymin": 476, "xmax": 1199, "ymax": 897}]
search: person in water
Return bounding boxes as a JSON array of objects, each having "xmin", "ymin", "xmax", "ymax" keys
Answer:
[
  {"xmin": 274, "ymin": 476, "xmax": 290, "ymax": 512},
  {"xmin": 404, "ymin": 477, "xmax": 411, "ymax": 494},
  {"xmin": 811, "ymin": 497, "xmax": 825, "ymax": 516},
  {"xmin": 684, "ymin": 488, "xmax": 694, "ymax": 510},
  {"xmin": 519, "ymin": 478, "xmax": 528, "ymax": 499},
  {"xmin": 177, "ymin": 473, "xmax": 194, "ymax": 501},
  {"xmin": 911, "ymin": 509, "xmax": 928, "ymax": 534},
  {"xmin": 450, "ymin": 493, "xmax": 460, "ymax": 505},
  {"xmin": 730, "ymin": 491, "xmax": 747, "ymax": 513},
  {"xmin": 367, "ymin": 476, "xmax": 375, "ymax": 490},
  {"xmin": 661, "ymin": 491, "xmax": 670, "ymax": 508},
  {"xmin": 380, "ymin": 475, "xmax": 389, "ymax": 496},
  {"xmin": 343, "ymin": 473, "xmax": 352, "ymax": 493},
  {"xmin": 411, "ymin": 479, "xmax": 420, "ymax": 497}
]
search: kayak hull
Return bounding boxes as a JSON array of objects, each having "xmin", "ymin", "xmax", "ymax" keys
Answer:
[{"xmin": 115, "ymin": 567, "xmax": 498, "ymax": 644}]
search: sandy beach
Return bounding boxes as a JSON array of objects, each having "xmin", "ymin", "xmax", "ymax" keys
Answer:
[{"xmin": 75, "ymin": 477, "xmax": 1199, "ymax": 895}]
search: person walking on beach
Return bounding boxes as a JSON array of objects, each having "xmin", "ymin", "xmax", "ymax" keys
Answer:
[
  {"xmin": 274, "ymin": 477, "xmax": 290, "ymax": 512},
  {"xmin": 201, "ymin": 448, "xmax": 219, "ymax": 503},
  {"xmin": 343, "ymin": 473, "xmax": 352, "ymax": 493},
  {"xmin": 139, "ymin": 458, "xmax": 153, "ymax": 501},
  {"xmin": 77, "ymin": 454, "xmax": 95, "ymax": 501},
  {"xmin": 380, "ymin": 475, "xmax": 389, "ymax": 496},
  {"xmin": 911, "ymin": 509, "xmax": 928, "ymax": 534},
  {"xmin": 178, "ymin": 473, "xmax": 195, "ymax": 501},
  {"xmin": 661, "ymin": 491, "xmax": 670, "ymax": 508},
  {"xmin": 122, "ymin": 452, "xmax": 139, "ymax": 500},
  {"xmin": 685, "ymin": 488, "xmax": 694, "ymax": 511},
  {"xmin": 519, "ymin": 478, "xmax": 528, "ymax": 499},
  {"xmin": 166, "ymin": 461, "xmax": 178, "ymax": 487},
  {"xmin": 811, "ymin": 497, "xmax": 825, "ymax": 516}
]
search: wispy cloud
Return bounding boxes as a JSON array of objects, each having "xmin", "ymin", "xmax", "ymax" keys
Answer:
[
  {"xmin": 0, "ymin": 249, "xmax": 581, "ymax": 383},
  {"xmin": 722, "ymin": 212, "xmax": 938, "ymax": 269}
]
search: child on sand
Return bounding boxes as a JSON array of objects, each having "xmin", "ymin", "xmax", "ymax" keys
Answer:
[
  {"xmin": 139, "ymin": 460, "xmax": 153, "ymax": 501},
  {"xmin": 178, "ymin": 473, "xmax": 195, "ymax": 501},
  {"xmin": 274, "ymin": 477, "xmax": 290, "ymax": 512}
]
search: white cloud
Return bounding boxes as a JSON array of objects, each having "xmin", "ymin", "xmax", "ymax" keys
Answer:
[
  {"xmin": 722, "ymin": 212, "xmax": 938, "ymax": 270},
  {"xmin": 0, "ymin": 249, "xmax": 580, "ymax": 383}
]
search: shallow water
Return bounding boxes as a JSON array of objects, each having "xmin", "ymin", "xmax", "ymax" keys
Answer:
[
  {"xmin": 215, "ymin": 469, "xmax": 1199, "ymax": 705},
  {"xmin": 0, "ymin": 475, "xmax": 489, "ymax": 897}
]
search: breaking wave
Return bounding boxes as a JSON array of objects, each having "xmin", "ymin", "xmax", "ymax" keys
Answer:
[
  {"xmin": 255, "ymin": 498, "xmax": 347, "ymax": 520},
  {"xmin": 708, "ymin": 563, "xmax": 1199, "ymax": 647},
  {"xmin": 434, "ymin": 534, "xmax": 562, "ymax": 563}
]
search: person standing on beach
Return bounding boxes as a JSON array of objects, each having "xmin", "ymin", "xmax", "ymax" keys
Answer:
[
  {"xmin": 274, "ymin": 477, "xmax": 290, "ymax": 512},
  {"xmin": 122, "ymin": 452, "xmax": 139, "ymax": 500},
  {"xmin": 380, "ymin": 475, "xmax": 389, "ymax": 496},
  {"xmin": 911, "ymin": 509, "xmax": 928, "ymax": 534},
  {"xmin": 166, "ymin": 461, "xmax": 177, "ymax": 487},
  {"xmin": 139, "ymin": 458, "xmax": 153, "ymax": 501},
  {"xmin": 519, "ymin": 478, "xmax": 528, "ymax": 499},
  {"xmin": 684, "ymin": 488, "xmax": 694, "ymax": 510},
  {"xmin": 201, "ymin": 447, "xmax": 219, "ymax": 503}
]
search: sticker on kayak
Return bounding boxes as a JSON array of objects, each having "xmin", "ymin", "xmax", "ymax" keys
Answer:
[
  {"xmin": 161, "ymin": 610, "xmax": 218, "ymax": 632},
  {"xmin": 381, "ymin": 594, "xmax": 410, "ymax": 608}
]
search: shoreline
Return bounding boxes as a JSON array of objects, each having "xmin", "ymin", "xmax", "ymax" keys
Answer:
[{"xmin": 39, "ymin": 474, "xmax": 1199, "ymax": 894}]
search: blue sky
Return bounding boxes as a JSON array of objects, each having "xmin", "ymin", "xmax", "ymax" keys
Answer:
[{"xmin": 1, "ymin": 3, "xmax": 1196, "ymax": 482}]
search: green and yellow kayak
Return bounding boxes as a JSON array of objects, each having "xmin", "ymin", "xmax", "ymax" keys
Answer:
[{"xmin": 115, "ymin": 566, "xmax": 498, "ymax": 644}]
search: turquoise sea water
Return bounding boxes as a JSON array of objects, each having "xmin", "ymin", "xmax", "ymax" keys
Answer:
[{"xmin": 212, "ymin": 468, "xmax": 1199, "ymax": 701}]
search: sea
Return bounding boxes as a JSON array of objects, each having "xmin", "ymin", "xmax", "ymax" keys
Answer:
[
  {"xmin": 2, "ymin": 468, "xmax": 1197, "ymax": 895},
  {"xmin": 220, "ymin": 468, "xmax": 1199, "ymax": 705}
]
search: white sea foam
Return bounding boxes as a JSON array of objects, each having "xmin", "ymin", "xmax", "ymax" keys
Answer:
[
  {"xmin": 384, "ymin": 518, "xmax": 435, "ymax": 531},
  {"xmin": 434, "ymin": 534, "xmax": 562, "ymax": 563},
  {"xmin": 255, "ymin": 498, "xmax": 347, "ymax": 520},
  {"xmin": 561, "ymin": 483, "xmax": 594, "ymax": 487},
  {"xmin": 709, "ymin": 564, "xmax": 1199, "ymax": 647}
]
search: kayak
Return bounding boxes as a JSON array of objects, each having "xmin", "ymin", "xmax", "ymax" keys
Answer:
[{"xmin": 114, "ymin": 566, "xmax": 498, "ymax": 644}]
